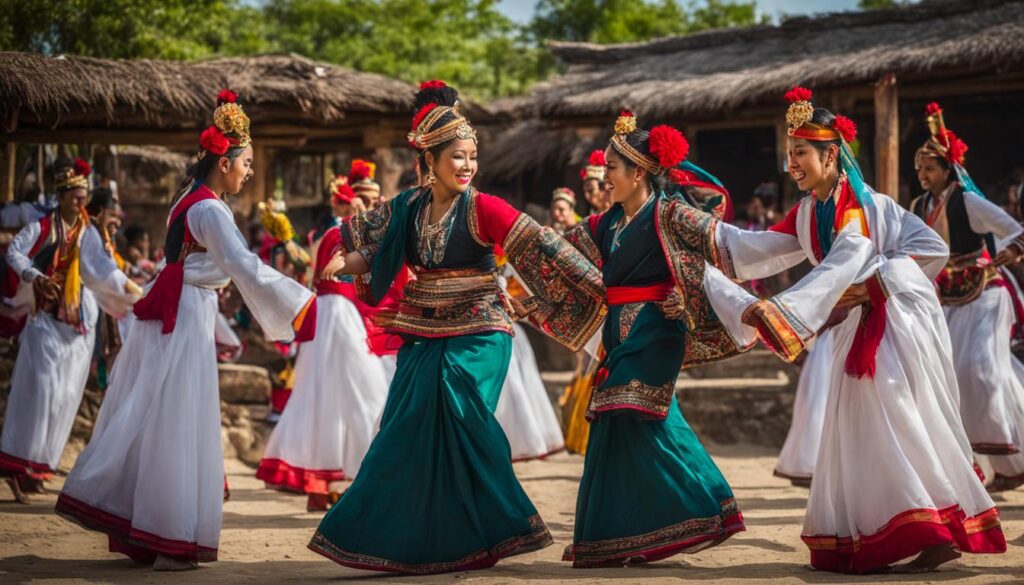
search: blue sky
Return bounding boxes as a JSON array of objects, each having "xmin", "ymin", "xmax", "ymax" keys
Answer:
[{"xmin": 497, "ymin": 0, "xmax": 862, "ymax": 24}]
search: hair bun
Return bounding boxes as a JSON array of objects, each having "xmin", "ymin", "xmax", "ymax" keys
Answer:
[{"xmin": 413, "ymin": 80, "xmax": 459, "ymax": 112}]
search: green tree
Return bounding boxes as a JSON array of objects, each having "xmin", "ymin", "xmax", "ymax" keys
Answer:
[{"xmin": 858, "ymin": 0, "xmax": 908, "ymax": 8}]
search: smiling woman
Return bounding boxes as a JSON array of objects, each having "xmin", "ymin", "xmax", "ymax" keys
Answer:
[{"xmin": 307, "ymin": 80, "xmax": 606, "ymax": 575}]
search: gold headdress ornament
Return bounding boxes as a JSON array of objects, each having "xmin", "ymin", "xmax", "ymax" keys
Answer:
[
  {"xmin": 198, "ymin": 89, "xmax": 251, "ymax": 159},
  {"xmin": 55, "ymin": 158, "xmax": 91, "ymax": 192},
  {"xmin": 784, "ymin": 86, "xmax": 857, "ymax": 143},
  {"xmin": 407, "ymin": 81, "xmax": 476, "ymax": 150},
  {"xmin": 916, "ymin": 102, "xmax": 967, "ymax": 167},
  {"xmin": 608, "ymin": 111, "xmax": 690, "ymax": 176}
]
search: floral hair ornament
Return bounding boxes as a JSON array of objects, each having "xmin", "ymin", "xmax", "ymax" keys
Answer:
[
  {"xmin": 609, "ymin": 111, "xmax": 688, "ymax": 176},
  {"xmin": 917, "ymin": 101, "xmax": 968, "ymax": 166},
  {"xmin": 407, "ymin": 80, "xmax": 476, "ymax": 150},
  {"xmin": 199, "ymin": 88, "xmax": 251, "ymax": 159},
  {"xmin": 581, "ymin": 149, "xmax": 607, "ymax": 181},
  {"xmin": 56, "ymin": 157, "xmax": 91, "ymax": 191},
  {"xmin": 349, "ymin": 159, "xmax": 381, "ymax": 201},
  {"xmin": 784, "ymin": 86, "xmax": 851, "ymax": 143}
]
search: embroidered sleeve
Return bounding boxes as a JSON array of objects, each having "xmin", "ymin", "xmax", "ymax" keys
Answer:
[
  {"xmin": 563, "ymin": 222, "xmax": 602, "ymax": 268},
  {"xmin": 340, "ymin": 198, "xmax": 395, "ymax": 264}
]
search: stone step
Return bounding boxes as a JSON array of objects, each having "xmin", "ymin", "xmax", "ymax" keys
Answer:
[{"xmin": 684, "ymin": 349, "xmax": 800, "ymax": 380}]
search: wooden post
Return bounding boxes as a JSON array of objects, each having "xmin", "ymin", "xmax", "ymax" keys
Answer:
[
  {"xmin": 36, "ymin": 144, "xmax": 45, "ymax": 195},
  {"xmin": 874, "ymin": 73, "xmax": 899, "ymax": 201},
  {"xmin": 244, "ymin": 144, "xmax": 269, "ymax": 219},
  {"xmin": 3, "ymin": 143, "xmax": 15, "ymax": 203}
]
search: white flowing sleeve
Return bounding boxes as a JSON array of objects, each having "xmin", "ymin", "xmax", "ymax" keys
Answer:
[
  {"xmin": 79, "ymin": 225, "xmax": 134, "ymax": 318},
  {"xmin": 881, "ymin": 199, "xmax": 949, "ymax": 290},
  {"xmin": 964, "ymin": 190, "xmax": 1024, "ymax": 252},
  {"xmin": 7, "ymin": 221, "xmax": 42, "ymax": 283},
  {"xmin": 714, "ymin": 222, "xmax": 806, "ymax": 280},
  {"xmin": 188, "ymin": 201, "xmax": 313, "ymax": 341}
]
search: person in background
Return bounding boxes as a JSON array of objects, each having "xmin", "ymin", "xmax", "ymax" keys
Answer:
[
  {"xmin": 549, "ymin": 187, "xmax": 580, "ymax": 234},
  {"xmin": 580, "ymin": 149, "xmax": 610, "ymax": 214}
]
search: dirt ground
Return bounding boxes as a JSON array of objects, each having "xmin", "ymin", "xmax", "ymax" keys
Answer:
[{"xmin": 1, "ymin": 444, "xmax": 1022, "ymax": 585}]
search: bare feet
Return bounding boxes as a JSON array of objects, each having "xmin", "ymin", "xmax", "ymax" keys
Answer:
[
  {"xmin": 5, "ymin": 477, "xmax": 29, "ymax": 504},
  {"xmin": 891, "ymin": 544, "xmax": 960, "ymax": 573},
  {"xmin": 153, "ymin": 555, "xmax": 198, "ymax": 571}
]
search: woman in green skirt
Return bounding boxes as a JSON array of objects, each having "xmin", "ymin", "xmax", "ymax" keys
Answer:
[
  {"xmin": 560, "ymin": 111, "xmax": 746, "ymax": 567},
  {"xmin": 308, "ymin": 80, "xmax": 605, "ymax": 574}
]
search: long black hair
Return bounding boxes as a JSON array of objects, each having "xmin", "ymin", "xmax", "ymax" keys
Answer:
[{"xmin": 175, "ymin": 146, "xmax": 247, "ymax": 200}]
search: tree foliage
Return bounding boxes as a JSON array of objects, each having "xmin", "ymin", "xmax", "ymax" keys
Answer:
[{"xmin": 1, "ymin": 0, "xmax": 770, "ymax": 98}]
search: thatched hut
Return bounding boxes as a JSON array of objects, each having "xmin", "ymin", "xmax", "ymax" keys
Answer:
[
  {"xmin": 483, "ymin": 0, "xmax": 1024, "ymax": 214},
  {"xmin": 0, "ymin": 52, "xmax": 419, "ymax": 238}
]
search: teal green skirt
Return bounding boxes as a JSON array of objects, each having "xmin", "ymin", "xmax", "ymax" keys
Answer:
[
  {"xmin": 564, "ymin": 303, "xmax": 744, "ymax": 567},
  {"xmin": 308, "ymin": 331, "xmax": 552, "ymax": 574}
]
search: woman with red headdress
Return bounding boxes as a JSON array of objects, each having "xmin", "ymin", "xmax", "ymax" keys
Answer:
[
  {"xmin": 1, "ymin": 159, "xmax": 138, "ymax": 501},
  {"xmin": 695, "ymin": 88, "xmax": 1005, "ymax": 573},
  {"xmin": 307, "ymin": 80, "xmax": 605, "ymax": 574},
  {"xmin": 558, "ymin": 112, "xmax": 745, "ymax": 568},
  {"xmin": 56, "ymin": 91, "xmax": 317, "ymax": 571},
  {"xmin": 257, "ymin": 175, "xmax": 391, "ymax": 511},
  {"xmin": 910, "ymin": 103, "xmax": 1024, "ymax": 492}
]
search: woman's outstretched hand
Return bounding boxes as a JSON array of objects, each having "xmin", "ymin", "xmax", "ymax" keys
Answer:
[{"xmin": 320, "ymin": 249, "xmax": 347, "ymax": 280}]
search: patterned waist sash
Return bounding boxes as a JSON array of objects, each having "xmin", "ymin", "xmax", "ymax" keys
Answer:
[
  {"xmin": 386, "ymin": 266, "xmax": 516, "ymax": 338},
  {"xmin": 936, "ymin": 249, "xmax": 1001, "ymax": 306}
]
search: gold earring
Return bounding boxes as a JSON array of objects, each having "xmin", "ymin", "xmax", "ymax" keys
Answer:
[{"xmin": 426, "ymin": 167, "xmax": 436, "ymax": 186}]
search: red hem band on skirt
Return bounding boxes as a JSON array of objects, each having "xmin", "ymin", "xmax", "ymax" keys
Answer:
[
  {"xmin": 256, "ymin": 458, "xmax": 346, "ymax": 495},
  {"xmin": 0, "ymin": 450, "xmax": 55, "ymax": 480},
  {"xmin": 802, "ymin": 505, "xmax": 1006, "ymax": 574},
  {"xmin": 55, "ymin": 492, "xmax": 218, "ymax": 563}
]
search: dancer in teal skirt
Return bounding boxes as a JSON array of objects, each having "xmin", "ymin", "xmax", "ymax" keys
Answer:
[
  {"xmin": 307, "ymin": 81, "xmax": 605, "ymax": 574},
  {"xmin": 561, "ymin": 111, "xmax": 746, "ymax": 567}
]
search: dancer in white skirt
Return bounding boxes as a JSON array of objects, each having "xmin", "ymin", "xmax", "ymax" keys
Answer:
[
  {"xmin": 699, "ymin": 88, "xmax": 1005, "ymax": 573},
  {"xmin": 772, "ymin": 331, "xmax": 832, "ymax": 486},
  {"xmin": 257, "ymin": 179, "xmax": 390, "ymax": 511},
  {"xmin": 1, "ymin": 159, "xmax": 137, "ymax": 502},
  {"xmin": 909, "ymin": 102, "xmax": 1024, "ymax": 460},
  {"xmin": 493, "ymin": 262, "xmax": 564, "ymax": 461},
  {"xmin": 56, "ymin": 91, "xmax": 317, "ymax": 571}
]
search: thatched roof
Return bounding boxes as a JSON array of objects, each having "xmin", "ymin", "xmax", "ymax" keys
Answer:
[
  {"xmin": 504, "ymin": 0, "xmax": 1024, "ymax": 121},
  {"xmin": 0, "ymin": 53, "xmax": 416, "ymax": 135}
]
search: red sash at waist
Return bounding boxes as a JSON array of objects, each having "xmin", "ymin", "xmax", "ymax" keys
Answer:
[
  {"xmin": 316, "ymin": 280, "xmax": 356, "ymax": 297},
  {"xmin": 606, "ymin": 281, "xmax": 673, "ymax": 306}
]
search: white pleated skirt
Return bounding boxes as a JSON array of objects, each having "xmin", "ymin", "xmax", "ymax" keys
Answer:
[
  {"xmin": 774, "ymin": 329, "xmax": 833, "ymax": 481},
  {"xmin": 57, "ymin": 285, "xmax": 223, "ymax": 563},
  {"xmin": 257, "ymin": 294, "xmax": 389, "ymax": 493},
  {"xmin": 495, "ymin": 324, "xmax": 564, "ymax": 461}
]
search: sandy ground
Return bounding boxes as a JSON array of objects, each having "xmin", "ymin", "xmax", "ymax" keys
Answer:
[{"xmin": 1, "ymin": 444, "xmax": 1022, "ymax": 585}]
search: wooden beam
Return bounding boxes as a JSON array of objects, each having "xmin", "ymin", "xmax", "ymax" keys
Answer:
[
  {"xmin": 874, "ymin": 73, "xmax": 899, "ymax": 200},
  {"xmin": 2, "ymin": 143, "xmax": 14, "ymax": 203}
]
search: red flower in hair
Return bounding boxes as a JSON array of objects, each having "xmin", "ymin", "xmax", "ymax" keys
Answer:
[
  {"xmin": 200, "ymin": 125, "xmax": 230, "ymax": 156},
  {"xmin": 217, "ymin": 89, "xmax": 238, "ymax": 104},
  {"xmin": 941, "ymin": 129, "xmax": 968, "ymax": 164},
  {"xmin": 73, "ymin": 158, "xmax": 91, "ymax": 178},
  {"xmin": 648, "ymin": 125, "xmax": 689, "ymax": 168},
  {"xmin": 784, "ymin": 86, "xmax": 813, "ymax": 103},
  {"xmin": 619, "ymin": 109, "xmax": 634, "ymax": 118},
  {"xmin": 587, "ymin": 149, "xmax": 606, "ymax": 166},
  {"xmin": 832, "ymin": 115, "xmax": 857, "ymax": 143},
  {"xmin": 925, "ymin": 102, "xmax": 942, "ymax": 116},
  {"xmin": 411, "ymin": 102, "xmax": 437, "ymax": 131},
  {"xmin": 419, "ymin": 80, "xmax": 447, "ymax": 90}
]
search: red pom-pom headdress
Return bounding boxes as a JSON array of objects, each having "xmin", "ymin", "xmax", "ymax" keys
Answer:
[
  {"xmin": 609, "ymin": 112, "xmax": 688, "ymax": 176},
  {"xmin": 648, "ymin": 125, "xmax": 690, "ymax": 169},
  {"xmin": 419, "ymin": 80, "xmax": 447, "ymax": 91},
  {"xmin": 918, "ymin": 101, "xmax": 968, "ymax": 166},
  {"xmin": 56, "ymin": 158, "xmax": 91, "ymax": 191},
  {"xmin": 217, "ymin": 89, "xmax": 238, "ymax": 105},
  {"xmin": 349, "ymin": 159, "xmax": 380, "ymax": 201},
  {"xmin": 329, "ymin": 175, "xmax": 355, "ymax": 205},
  {"xmin": 73, "ymin": 158, "xmax": 91, "ymax": 178},
  {"xmin": 200, "ymin": 126, "xmax": 231, "ymax": 157},
  {"xmin": 407, "ymin": 80, "xmax": 475, "ymax": 151},
  {"xmin": 784, "ymin": 85, "xmax": 855, "ymax": 143},
  {"xmin": 581, "ymin": 149, "xmax": 607, "ymax": 181}
]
